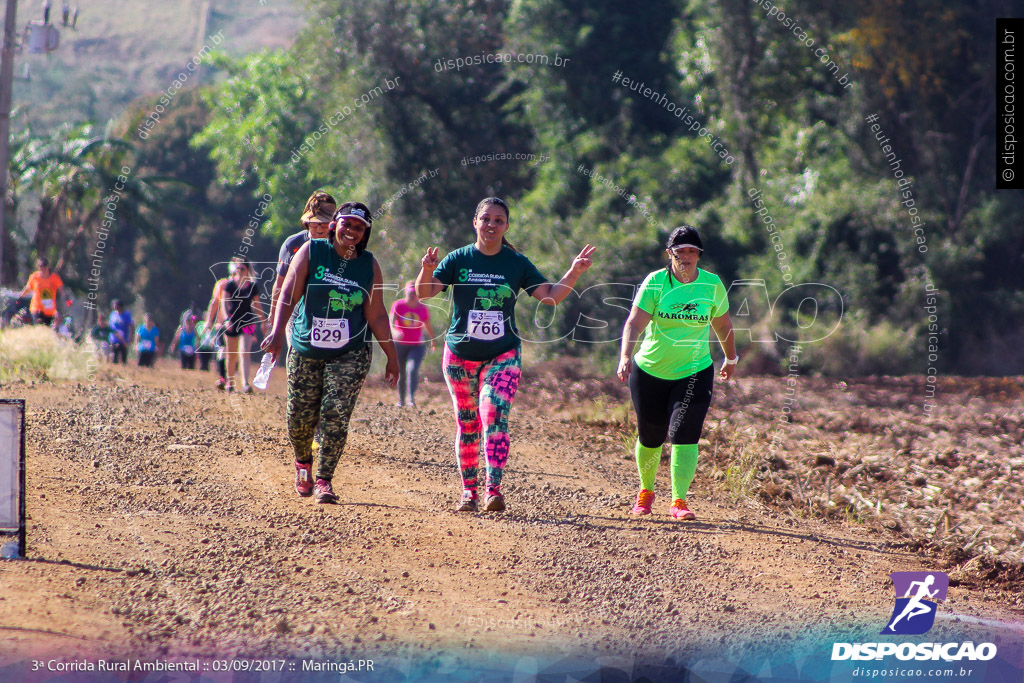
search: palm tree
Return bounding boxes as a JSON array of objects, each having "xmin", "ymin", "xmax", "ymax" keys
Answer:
[{"xmin": 13, "ymin": 122, "xmax": 177, "ymax": 281}]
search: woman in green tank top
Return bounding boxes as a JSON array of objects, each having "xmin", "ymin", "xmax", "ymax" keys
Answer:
[{"xmin": 263, "ymin": 202, "xmax": 399, "ymax": 504}]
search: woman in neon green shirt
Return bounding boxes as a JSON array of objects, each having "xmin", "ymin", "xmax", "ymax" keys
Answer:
[{"xmin": 617, "ymin": 226, "xmax": 738, "ymax": 520}]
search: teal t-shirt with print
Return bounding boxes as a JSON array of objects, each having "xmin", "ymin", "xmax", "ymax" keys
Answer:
[
  {"xmin": 633, "ymin": 268, "xmax": 729, "ymax": 380},
  {"xmin": 290, "ymin": 240, "xmax": 375, "ymax": 359},
  {"xmin": 433, "ymin": 244, "xmax": 548, "ymax": 361},
  {"xmin": 136, "ymin": 325, "xmax": 159, "ymax": 353}
]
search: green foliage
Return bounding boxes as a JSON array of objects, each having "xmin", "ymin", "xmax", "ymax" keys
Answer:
[
  {"xmin": 191, "ymin": 50, "xmax": 328, "ymax": 237},
  {"xmin": 8, "ymin": 0, "xmax": 1015, "ymax": 375},
  {"xmin": 798, "ymin": 315, "xmax": 919, "ymax": 376}
]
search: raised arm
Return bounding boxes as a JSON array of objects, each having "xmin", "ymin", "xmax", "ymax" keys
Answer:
[
  {"xmin": 530, "ymin": 245, "xmax": 595, "ymax": 305},
  {"xmin": 415, "ymin": 247, "xmax": 445, "ymax": 300}
]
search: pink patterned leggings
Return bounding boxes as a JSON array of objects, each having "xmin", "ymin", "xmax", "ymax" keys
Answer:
[{"xmin": 442, "ymin": 346, "xmax": 522, "ymax": 495}]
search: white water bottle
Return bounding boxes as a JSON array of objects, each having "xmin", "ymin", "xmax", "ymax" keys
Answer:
[{"xmin": 253, "ymin": 353, "xmax": 275, "ymax": 390}]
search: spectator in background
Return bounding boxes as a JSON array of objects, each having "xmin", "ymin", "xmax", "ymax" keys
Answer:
[
  {"xmin": 109, "ymin": 300, "xmax": 133, "ymax": 364},
  {"xmin": 71, "ymin": 5, "xmax": 78, "ymax": 28},
  {"xmin": 136, "ymin": 313, "xmax": 160, "ymax": 367},
  {"xmin": 61, "ymin": 1, "xmax": 69, "ymax": 25},
  {"xmin": 20, "ymin": 257, "xmax": 63, "ymax": 327},
  {"xmin": 42, "ymin": 0, "xmax": 51, "ymax": 24}
]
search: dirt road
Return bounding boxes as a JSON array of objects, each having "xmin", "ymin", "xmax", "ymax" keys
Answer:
[{"xmin": 1, "ymin": 360, "xmax": 1021, "ymax": 679}]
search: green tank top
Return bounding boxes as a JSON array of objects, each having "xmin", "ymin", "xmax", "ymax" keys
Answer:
[{"xmin": 290, "ymin": 239, "xmax": 375, "ymax": 359}]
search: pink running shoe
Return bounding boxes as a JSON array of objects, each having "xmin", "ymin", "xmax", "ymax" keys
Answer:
[
  {"xmin": 630, "ymin": 489, "xmax": 655, "ymax": 516},
  {"xmin": 455, "ymin": 489, "xmax": 478, "ymax": 512},
  {"xmin": 669, "ymin": 498, "xmax": 696, "ymax": 520},
  {"xmin": 314, "ymin": 478, "xmax": 338, "ymax": 504},
  {"xmin": 295, "ymin": 460, "xmax": 313, "ymax": 497}
]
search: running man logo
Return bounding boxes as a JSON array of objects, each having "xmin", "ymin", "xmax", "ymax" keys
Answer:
[{"xmin": 881, "ymin": 571, "xmax": 949, "ymax": 635}]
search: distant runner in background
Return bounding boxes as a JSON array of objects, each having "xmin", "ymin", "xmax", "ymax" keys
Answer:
[
  {"xmin": 389, "ymin": 280, "xmax": 436, "ymax": 407},
  {"xmin": 416, "ymin": 197, "xmax": 595, "ymax": 513},
  {"xmin": 20, "ymin": 257, "xmax": 63, "ymax": 327},
  {"xmin": 203, "ymin": 265, "xmax": 234, "ymax": 391},
  {"xmin": 172, "ymin": 315, "xmax": 199, "ymax": 370},
  {"xmin": 89, "ymin": 312, "xmax": 114, "ymax": 361},
  {"xmin": 221, "ymin": 259, "xmax": 267, "ymax": 393},
  {"xmin": 194, "ymin": 319, "xmax": 216, "ymax": 372},
  {"xmin": 108, "ymin": 300, "xmax": 133, "ymax": 364},
  {"xmin": 136, "ymin": 313, "xmax": 160, "ymax": 368},
  {"xmin": 617, "ymin": 226, "xmax": 737, "ymax": 521}
]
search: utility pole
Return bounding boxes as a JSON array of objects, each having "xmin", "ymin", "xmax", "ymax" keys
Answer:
[{"xmin": 0, "ymin": 0, "xmax": 17, "ymax": 288}]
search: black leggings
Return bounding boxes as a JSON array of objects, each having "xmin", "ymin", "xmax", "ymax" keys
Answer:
[{"xmin": 628, "ymin": 361, "xmax": 714, "ymax": 447}]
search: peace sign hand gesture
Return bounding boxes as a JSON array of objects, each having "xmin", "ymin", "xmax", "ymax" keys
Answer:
[
  {"xmin": 569, "ymin": 244, "xmax": 596, "ymax": 277},
  {"xmin": 421, "ymin": 247, "xmax": 440, "ymax": 272}
]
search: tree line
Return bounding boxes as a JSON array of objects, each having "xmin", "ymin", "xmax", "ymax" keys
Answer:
[{"xmin": 3, "ymin": 0, "xmax": 1017, "ymax": 376}]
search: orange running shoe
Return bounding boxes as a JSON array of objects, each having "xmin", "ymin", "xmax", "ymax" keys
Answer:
[
  {"xmin": 630, "ymin": 489, "xmax": 655, "ymax": 516},
  {"xmin": 669, "ymin": 498, "xmax": 696, "ymax": 520}
]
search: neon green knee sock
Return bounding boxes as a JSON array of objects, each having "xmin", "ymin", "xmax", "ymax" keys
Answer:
[
  {"xmin": 635, "ymin": 440, "xmax": 661, "ymax": 491},
  {"xmin": 670, "ymin": 444, "xmax": 699, "ymax": 500}
]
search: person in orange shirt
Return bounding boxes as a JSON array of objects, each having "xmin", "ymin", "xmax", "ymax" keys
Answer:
[{"xmin": 20, "ymin": 257, "xmax": 63, "ymax": 327}]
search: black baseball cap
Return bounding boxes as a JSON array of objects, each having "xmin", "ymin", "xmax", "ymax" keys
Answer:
[
  {"xmin": 333, "ymin": 202, "xmax": 372, "ymax": 227},
  {"xmin": 666, "ymin": 225, "xmax": 703, "ymax": 252}
]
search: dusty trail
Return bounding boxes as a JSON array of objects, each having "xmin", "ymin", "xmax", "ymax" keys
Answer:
[{"xmin": 0, "ymin": 360, "xmax": 1020, "ymax": 667}]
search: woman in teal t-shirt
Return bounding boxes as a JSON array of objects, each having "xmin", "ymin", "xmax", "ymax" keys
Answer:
[
  {"xmin": 262, "ymin": 202, "xmax": 399, "ymax": 505},
  {"xmin": 416, "ymin": 197, "xmax": 595, "ymax": 513},
  {"xmin": 616, "ymin": 226, "xmax": 738, "ymax": 521},
  {"xmin": 136, "ymin": 313, "xmax": 160, "ymax": 368}
]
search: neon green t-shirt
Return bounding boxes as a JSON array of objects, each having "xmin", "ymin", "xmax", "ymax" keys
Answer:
[{"xmin": 633, "ymin": 268, "xmax": 729, "ymax": 380}]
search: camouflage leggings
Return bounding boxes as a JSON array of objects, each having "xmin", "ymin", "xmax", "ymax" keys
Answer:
[{"xmin": 287, "ymin": 346, "xmax": 371, "ymax": 481}]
